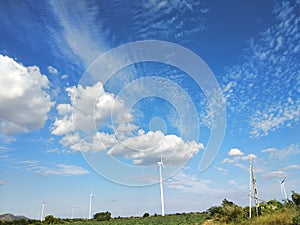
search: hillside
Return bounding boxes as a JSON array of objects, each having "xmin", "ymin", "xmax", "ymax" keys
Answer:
[{"xmin": 0, "ymin": 213, "xmax": 28, "ymax": 222}]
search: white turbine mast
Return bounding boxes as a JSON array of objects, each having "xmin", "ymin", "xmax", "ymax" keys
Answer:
[
  {"xmin": 157, "ymin": 155, "xmax": 165, "ymax": 216},
  {"xmin": 280, "ymin": 177, "xmax": 288, "ymax": 201},
  {"xmin": 249, "ymin": 156, "xmax": 259, "ymax": 218},
  {"xmin": 40, "ymin": 201, "xmax": 45, "ymax": 222},
  {"xmin": 249, "ymin": 157, "xmax": 252, "ymax": 218},
  {"xmin": 72, "ymin": 205, "xmax": 79, "ymax": 219},
  {"xmin": 89, "ymin": 192, "xmax": 93, "ymax": 219},
  {"xmin": 89, "ymin": 192, "xmax": 93, "ymax": 220}
]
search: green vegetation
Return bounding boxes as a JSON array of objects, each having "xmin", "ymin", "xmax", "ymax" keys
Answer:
[{"xmin": 1, "ymin": 191, "xmax": 300, "ymax": 225}]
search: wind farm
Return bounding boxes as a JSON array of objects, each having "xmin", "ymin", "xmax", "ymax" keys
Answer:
[{"xmin": 0, "ymin": 0, "xmax": 299, "ymax": 225}]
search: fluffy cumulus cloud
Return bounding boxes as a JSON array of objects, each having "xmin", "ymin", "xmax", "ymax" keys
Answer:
[
  {"xmin": 51, "ymin": 82, "xmax": 133, "ymax": 136},
  {"xmin": 53, "ymin": 82, "xmax": 204, "ymax": 166},
  {"xmin": 0, "ymin": 55, "xmax": 53, "ymax": 136},
  {"xmin": 108, "ymin": 131, "xmax": 203, "ymax": 166},
  {"xmin": 228, "ymin": 148, "xmax": 244, "ymax": 156},
  {"xmin": 60, "ymin": 132, "xmax": 116, "ymax": 152},
  {"xmin": 222, "ymin": 148, "xmax": 256, "ymax": 165}
]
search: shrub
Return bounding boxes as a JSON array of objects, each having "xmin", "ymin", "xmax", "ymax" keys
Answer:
[
  {"xmin": 93, "ymin": 211, "xmax": 111, "ymax": 221},
  {"xmin": 143, "ymin": 213, "xmax": 149, "ymax": 218}
]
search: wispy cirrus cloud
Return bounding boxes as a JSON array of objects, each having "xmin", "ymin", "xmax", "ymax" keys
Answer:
[
  {"xmin": 261, "ymin": 144, "xmax": 300, "ymax": 161},
  {"xmin": 18, "ymin": 160, "xmax": 89, "ymax": 177},
  {"xmin": 262, "ymin": 170, "xmax": 287, "ymax": 179},
  {"xmin": 166, "ymin": 170, "xmax": 212, "ymax": 194},
  {"xmin": 282, "ymin": 165, "xmax": 300, "ymax": 170},
  {"xmin": 223, "ymin": 0, "xmax": 300, "ymax": 138},
  {"xmin": 214, "ymin": 166, "xmax": 228, "ymax": 174},
  {"xmin": 131, "ymin": 0, "xmax": 208, "ymax": 41}
]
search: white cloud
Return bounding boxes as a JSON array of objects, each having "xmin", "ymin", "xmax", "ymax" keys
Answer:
[
  {"xmin": 108, "ymin": 131, "xmax": 204, "ymax": 166},
  {"xmin": 47, "ymin": 65, "xmax": 58, "ymax": 74},
  {"xmin": 51, "ymin": 82, "xmax": 133, "ymax": 136},
  {"xmin": 228, "ymin": 148, "xmax": 244, "ymax": 156},
  {"xmin": 132, "ymin": 0, "xmax": 208, "ymax": 41},
  {"xmin": 0, "ymin": 180, "xmax": 5, "ymax": 185},
  {"xmin": 241, "ymin": 153, "xmax": 257, "ymax": 161},
  {"xmin": 250, "ymin": 105, "xmax": 300, "ymax": 137},
  {"xmin": 61, "ymin": 74, "xmax": 68, "ymax": 79},
  {"xmin": 166, "ymin": 170, "xmax": 212, "ymax": 193},
  {"xmin": 262, "ymin": 144, "xmax": 300, "ymax": 161},
  {"xmin": 262, "ymin": 171, "xmax": 287, "ymax": 179},
  {"xmin": 223, "ymin": 1, "xmax": 300, "ymax": 137},
  {"xmin": 261, "ymin": 148, "xmax": 276, "ymax": 153},
  {"xmin": 18, "ymin": 160, "xmax": 89, "ymax": 176},
  {"xmin": 0, "ymin": 55, "xmax": 53, "ymax": 136},
  {"xmin": 222, "ymin": 147, "xmax": 257, "ymax": 171},
  {"xmin": 234, "ymin": 163, "xmax": 248, "ymax": 171},
  {"xmin": 46, "ymin": 148, "xmax": 71, "ymax": 154},
  {"xmin": 50, "ymin": 1, "xmax": 108, "ymax": 67},
  {"xmin": 282, "ymin": 165, "xmax": 300, "ymax": 170},
  {"xmin": 222, "ymin": 157, "xmax": 239, "ymax": 164},
  {"xmin": 60, "ymin": 132, "xmax": 116, "ymax": 153},
  {"xmin": 214, "ymin": 166, "xmax": 228, "ymax": 174},
  {"xmin": 51, "ymin": 164, "xmax": 89, "ymax": 176}
]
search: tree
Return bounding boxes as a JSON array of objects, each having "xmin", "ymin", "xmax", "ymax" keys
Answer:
[
  {"xmin": 292, "ymin": 191, "xmax": 300, "ymax": 208},
  {"xmin": 142, "ymin": 213, "xmax": 149, "ymax": 218},
  {"xmin": 93, "ymin": 211, "xmax": 111, "ymax": 221},
  {"xmin": 44, "ymin": 215, "xmax": 55, "ymax": 224},
  {"xmin": 218, "ymin": 199, "xmax": 243, "ymax": 223}
]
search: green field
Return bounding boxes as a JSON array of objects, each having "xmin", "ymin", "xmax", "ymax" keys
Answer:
[{"xmin": 55, "ymin": 213, "xmax": 208, "ymax": 225}]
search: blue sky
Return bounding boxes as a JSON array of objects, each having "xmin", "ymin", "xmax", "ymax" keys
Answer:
[{"xmin": 0, "ymin": 0, "xmax": 299, "ymax": 219}]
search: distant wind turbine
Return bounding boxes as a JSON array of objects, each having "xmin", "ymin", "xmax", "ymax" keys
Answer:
[
  {"xmin": 89, "ymin": 192, "xmax": 93, "ymax": 219},
  {"xmin": 72, "ymin": 205, "xmax": 79, "ymax": 219},
  {"xmin": 40, "ymin": 201, "xmax": 45, "ymax": 222},
  {"xmin": 157, "ymin": 156, "xmax": 165, "ymax": 216},
  {"xmin": 280, "ymin": 177, "xmax": 288, "ymax": 201}
]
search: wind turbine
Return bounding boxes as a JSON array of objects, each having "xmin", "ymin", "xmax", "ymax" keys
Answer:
[
  {"xmin": 280, "ymin": 177, "xmax": 288, "ymax": 201},
  {"xmin": 249, "ymin": 156, "xmax": 259, "ymax": 218},
  {"xmin": 40, "ymin": 201, "xmax": 45, "ymax": 222},
  {"xmin": 72, "ymin": 205, "xmax": 79, "ymax": 219},
  {"xmin": 89, "ymin": 192, "xmax": 93, "ymax": 219},
  {"xmin": 157, "ymin": 156, "xmax": 165, "ymax": 216},
  {"xmin": 249, "ymin": 157, "xmax": 252, "ymax": 218}
]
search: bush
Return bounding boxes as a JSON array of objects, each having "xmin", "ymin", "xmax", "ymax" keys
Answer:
[
  {"xmin": 143, "ymin": 213, "xmax": 149, "ymax": 218},
  {"xmin": 292, "ymin": 191, "xmax": 300, "ymax": 208},
  {"xmin": 292, "ymin": 213, "xmax": 300, "ymax": 225},
  {"xmin": 93, "ymin": 211, "xmax": 111, "ymax": 221}
]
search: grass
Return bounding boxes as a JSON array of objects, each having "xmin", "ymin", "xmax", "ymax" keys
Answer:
[
  {"xmin": 211, "ymin": 208, "xmax": 298, "ymax": 225},
  {"xmin": 54, "ymin": 213, "xmax": 208, "ymax": 225}
]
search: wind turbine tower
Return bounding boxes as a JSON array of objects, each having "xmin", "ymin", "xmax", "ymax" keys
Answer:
[
  {"xmin": 89, "ymin": 192, "xmax": 93, "ymax": 219},
  {"xmin": 249, "ymin": 158, "xmax": 252, "ymax": 218},
  {"xmin": 40, "ymin": 201, "xmax": 45, "ymax": 222},
  {"xmin": 157, "ymin": 157, "xmax": 165, "ymax": 216},
  {"xmin": 249, "ymin": 156, "xmax": 259, "ymax": 218},
  {"xmin": 280, "ymin": 177, "xmax": 288, "ymax": 201},
  {"xmin": 72, "ymin": 205, "xmax": 79, "ymax": 219}
]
